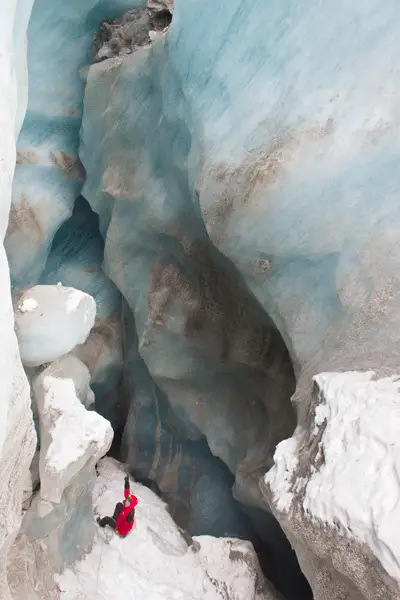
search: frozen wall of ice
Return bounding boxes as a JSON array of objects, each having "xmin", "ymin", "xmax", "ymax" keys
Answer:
[
  {"xmin": 40, "ymin": 197, "xmax": 123, "ymax": 424},
  {"xmin": 80, "ymin": 27, "xmax": 296, "ymax": 512},
  {"xmin": 78, "ymin": 0, "xmax": 400, "ymax": 598},
  {"xmin": 0, "ymin": 2, "xmax": 36, "ymax": 598},
  {"xmin": 176, "ymin": 0, "xmax": 400, "ymax": 379},
  {"xmin": 5, "ymin": 0, "xmax": 144, "ymax": 292}
]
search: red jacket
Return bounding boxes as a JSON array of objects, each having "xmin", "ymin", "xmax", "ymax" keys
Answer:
[{"xmin": 116, "ymin": 485, "xmax": 138, "ymax": 537}]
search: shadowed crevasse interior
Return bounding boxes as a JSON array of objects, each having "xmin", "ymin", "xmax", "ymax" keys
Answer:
[{"xmin": 46, "ymin": 193, "xmax": 310, "ymax": 600}]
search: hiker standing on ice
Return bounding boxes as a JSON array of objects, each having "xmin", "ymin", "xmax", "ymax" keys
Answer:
[{"xmin": 97, "ymin": 475, "xmax": 138, "ymax": 537}]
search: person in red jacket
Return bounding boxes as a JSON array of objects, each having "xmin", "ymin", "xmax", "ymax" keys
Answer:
[{"xmin": 97, "ymin": 475, "xmax": 138, "ymax": 537}]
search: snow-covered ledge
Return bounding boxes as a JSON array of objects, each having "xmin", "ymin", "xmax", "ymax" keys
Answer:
[
  {"xmin": 0, "ymin": 1, "xmax": 36, "ymax": 599},
  {"xmin": 265, "ymin": 371, "xmax": 400, "ymax": 600},
  {"xmin": 57, "ymin": 458, "xmax": 281, "ymax": 600}
]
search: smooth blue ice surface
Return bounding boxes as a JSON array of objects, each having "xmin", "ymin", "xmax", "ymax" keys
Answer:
[
  {"xmin": 166, "ymin": 0, "xmax": 400, "ymax": 374},
  {"xmin": 79, "ymin": 0, "xmax": 400, "ymax": 381}
]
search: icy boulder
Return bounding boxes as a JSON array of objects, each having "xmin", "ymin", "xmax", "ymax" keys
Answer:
[
  {"xmin": 15, "ymin": 284, "xmax": 96, "ymax": 367},
  {"xmin": 57, "ymin": 458, "xmax": 281, "ymax": 600},
  {"xmin": 31, "ymin": 355, "xmax": 112, "ymax": 512},
  {"xmin": 265, "ymin": 371, "xmax": 400, "ymax": 600},
  {"xmin": 35, "ymin": 354, "xmax": 95, "ymax": 409}
]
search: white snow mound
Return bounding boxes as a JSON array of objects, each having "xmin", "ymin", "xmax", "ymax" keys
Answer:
[
  {"xmin": 56, "ymin": 458, "xmax": 278, "ymax": 600},
  {"xmin": 15, "ymin": 284, "xmax": 96, "ymax": 366}
]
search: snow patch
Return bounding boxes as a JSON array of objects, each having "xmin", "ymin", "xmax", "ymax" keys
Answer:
[
  {"xmin": 264, "ymin": 436, "xmax": 300, "ymax": 513},
  {"xmin": 17, "ymin": 296, "xmax": 39, "ymax": 312},
  {"xmin": 305, "ymin": 371, "xmax": 400, "ymax": 585}
]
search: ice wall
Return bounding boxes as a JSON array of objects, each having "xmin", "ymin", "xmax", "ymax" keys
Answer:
[
  {"xmin": 80, "ymin": 23, "xmax": 296, "ymax": 513},
  {"xmin": 167, "ymin": 0, "xmax": 400, "ymax": 379},
  {"xmin": 6, "ymin": 0, "xmax": 140, "ymax": 420},
  {"xmin": 5, "ymin": 0, "xmax": 143, "ymax": 292},
  {"xmin": 79, "ymin": 1, "xmax": 400, "ymax": 598},
  {"xmin": 0, "ymin": 2, "xmax": 36, "ymax": 598}
]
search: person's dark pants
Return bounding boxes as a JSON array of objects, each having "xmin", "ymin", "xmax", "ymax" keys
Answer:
[{"xmin": 98, "ymin": 502, "xmax": 122, "ymax": 530}]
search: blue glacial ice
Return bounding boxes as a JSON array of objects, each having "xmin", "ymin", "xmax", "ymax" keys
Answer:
[
  {"xmin": 8, "ymin": 0, "xmax": 400, "ymax": 597},
  {"xmin": 6, "ymin": 0, "xmax": 144, "ymax": 292},
  {"xmin": 77, "ymin": 0, "xmax": 400, "ymax": 385},
  {"xmin": 40, "ymin": 197, "xmax": 124, "ymax": 423},
  {"xmin": 80, "ymin": 23, "xmax": 296, "ymax": 511},
  {"xmin": 167, "ymin": 0, "xmax": 400, "ymax": 375}
]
